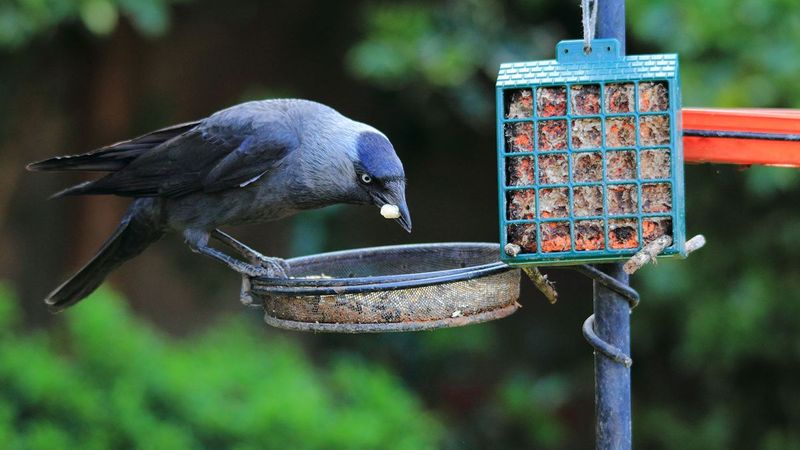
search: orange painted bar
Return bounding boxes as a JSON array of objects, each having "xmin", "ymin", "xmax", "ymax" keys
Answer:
[{"xmin": 682, "ymin": 108, "xmax": 800, "ymax": 167}]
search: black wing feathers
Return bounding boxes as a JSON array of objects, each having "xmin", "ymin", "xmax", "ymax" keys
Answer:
[
  {"xmin": 202, "ymin": 135, "xmax": 287, "ymax": 193},
  {"xmin": 27, "ymin": 121, "xmax": 200, "ymax": 172},
  {"xmin": 54, "ymin": 115, "xmax": 296, "ymax": 198}
]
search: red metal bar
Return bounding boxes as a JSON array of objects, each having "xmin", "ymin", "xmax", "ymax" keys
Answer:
[{"xmin": 682, "ymin": 108, "xmax": 800, "ymax": 167}]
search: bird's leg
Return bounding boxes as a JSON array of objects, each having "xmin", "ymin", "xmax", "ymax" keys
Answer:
[
  {"xmin": 211, "ymin": 229, "xmax": 289, "ymax": 278},
  {"xmin": 183, "ymin": 229, "xmax": 268, "ymax": 277}
]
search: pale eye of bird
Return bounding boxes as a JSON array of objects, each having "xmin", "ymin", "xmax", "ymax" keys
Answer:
[{"xmin": 359, "ymin": 173, "xmax": 373, "ymax": 185}]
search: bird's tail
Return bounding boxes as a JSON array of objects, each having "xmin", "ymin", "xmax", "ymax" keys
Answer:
[
  {"xmin": 46, "ymin": 201, "xmax": 164, "ymax": 312},
  {"xmin": 26, "ymin": 120, "xmax": 201, "ymax": 173}
]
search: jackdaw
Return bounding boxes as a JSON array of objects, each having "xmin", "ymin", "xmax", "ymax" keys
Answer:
[{"xmin": 27, "ymin": 99, "xmax": 411, "ymax": 312}]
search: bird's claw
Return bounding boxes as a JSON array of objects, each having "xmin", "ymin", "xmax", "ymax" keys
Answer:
[
  {"xmin": 238, "ymin": 258, "xmax": 287, "ymax": 306},
  {"xmin": 238, "ymin": 258, "xmax": 287, "ymax": 279},
  {"xmin": 252, "ymin": 256, "xmax": 289, "ymax": 278},
  {"xmin": 241, "ymin": 264, "xmax": 270, "ymax": 278}
]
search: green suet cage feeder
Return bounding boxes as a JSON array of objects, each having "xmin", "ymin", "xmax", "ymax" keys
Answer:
[{"xmin": 497, "ymin": 39, "xmax": 686, "ymax": 266}]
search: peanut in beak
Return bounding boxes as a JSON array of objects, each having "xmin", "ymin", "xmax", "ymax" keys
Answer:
[{"xmin": 380, "ymin": 204, "xmax": 400, "ymax": 219}]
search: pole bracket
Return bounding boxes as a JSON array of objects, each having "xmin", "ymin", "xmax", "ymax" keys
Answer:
[{"xmin": 572, "ymin": 264, "xmax": 639, "ymax": 367}]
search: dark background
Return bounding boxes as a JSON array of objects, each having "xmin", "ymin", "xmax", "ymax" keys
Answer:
[{"xmin": 1, "ymin": 0, "xmax": 799, "ymax": 448}]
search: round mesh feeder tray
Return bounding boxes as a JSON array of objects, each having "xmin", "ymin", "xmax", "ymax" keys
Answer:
[{"xmin": 250, "ymin": 243, "xmax": 521, "ymax": 333}]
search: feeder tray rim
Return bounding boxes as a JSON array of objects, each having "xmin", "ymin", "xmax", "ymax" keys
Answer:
[
  {"xmin": 254, "ymin": 242, "xmax": 509, "ymax": 295},
  {"xmin": 276, "ymin": 241, "xmax": 500, "ymax": 265},
  {"xmin": 254, "ymin": 262, "xmax": 511, "ymax": 296},
  {"xmin": 259, "ymin": 260, "xmax": 505, "ymax": 288}
]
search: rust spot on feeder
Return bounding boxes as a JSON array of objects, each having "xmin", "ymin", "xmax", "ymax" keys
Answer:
[
  {"xmin": 609, "ymin": 219, "xmax": 639, "ymax": 249},
  {"xmin": 506, "ymin": 156, "xmax": 535, "ymax": 186},
  {"xmin": 575, "ymin": 220, "xmax": 605, "ymax": 251},
  {"xmin": 540, "ymin": 221, "xmax": 571, "ymax": 252},
  {"xmin": 507, "ymin": 189, "xmax": 536, "ymax": 220},
  {"xmin": 507, "ymin": 223, "xmax": 537, "ymax": 253},
  {"xmin": 605, "ymin": 83, "xmax": 634, "ymax": 113},
  {"xmin": 505, "ymin": 88, "xmax": 533, "ymax": 118},
  {"xmin": 504, "ymin": 122, "xmax": 534, "ymax": 152},
  {"xmin": 536, "ymin": 86, "xmax": 567, "ymax": 117},
  {"xmin": 538, "ymin": 120, "xmax": 567, "ymax": 150},
  {"xmin": 570, "ymin": 84, "xmax": 600, "ymax": 115}
]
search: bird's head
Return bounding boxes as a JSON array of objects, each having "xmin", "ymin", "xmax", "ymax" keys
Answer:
[{"xmin": 347, "ymin": 131, "xmax": 412, "ymax": 233}]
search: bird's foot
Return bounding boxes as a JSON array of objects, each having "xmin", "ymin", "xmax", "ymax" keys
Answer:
[
  {"xmin": 233, "ymin": 257, "xmax": 287, "ymax": 278},
  {"xmin": 251, "ymin": 255, "xmax": 289, "ymax": 279},
  {"xmin": 237, "ymin": 258, "xmax": 287, "ymax": 307},
  {"xmin": 209, "ymin": 230, "xmax": 289, "ymax": 278}
]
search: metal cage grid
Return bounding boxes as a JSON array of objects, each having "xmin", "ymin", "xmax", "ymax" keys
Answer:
[{"xmin": 496, "ymin": 39, "xmax": 685, "ymax": 265}]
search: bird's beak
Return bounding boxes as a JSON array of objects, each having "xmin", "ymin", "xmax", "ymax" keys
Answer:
[
  {"xmin": 394, "ymin": 201, "xmax": 412, "ymax": 233},
  {"xmin": 376, "ymin": 184, "xmax": 412, "ymax": 233}
]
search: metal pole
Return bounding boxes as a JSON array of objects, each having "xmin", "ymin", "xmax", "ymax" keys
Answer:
[
  {"xmin": 594, "ymin": 2, "xmax": 631, "ymax": 449},
  {"xmin": 596, "ymin": 0, "xmax": 626, "ymax": 53},
  {"xmin": 592, "ymin": 263, "xmax": 631, "ymax": 449}
]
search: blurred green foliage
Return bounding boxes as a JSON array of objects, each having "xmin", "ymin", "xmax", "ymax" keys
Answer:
[
  {"xmin": 0, "ymin": 285, "xmax": 441, "ymax": 449},
  {"xmin": 0, "ymin": 0, "xmax": 184, "ymax": 48},
  {"xmin": 628, "ymin": 0, "xmax": 800, "ymax": 108}
]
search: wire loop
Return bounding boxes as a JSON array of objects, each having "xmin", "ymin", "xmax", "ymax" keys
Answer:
[{"xmin": 572, "ymin": 263, "xmax": 637, "ymax": 366}]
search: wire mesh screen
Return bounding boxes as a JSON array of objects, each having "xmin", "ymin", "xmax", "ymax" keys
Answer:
[
  {"xmin": 251, "ymin": 243, "xmax": 521, "ymax": 333},
  {"xmin": 280, "ymin": 243, "xmax": 499, "ymax": 278}
]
